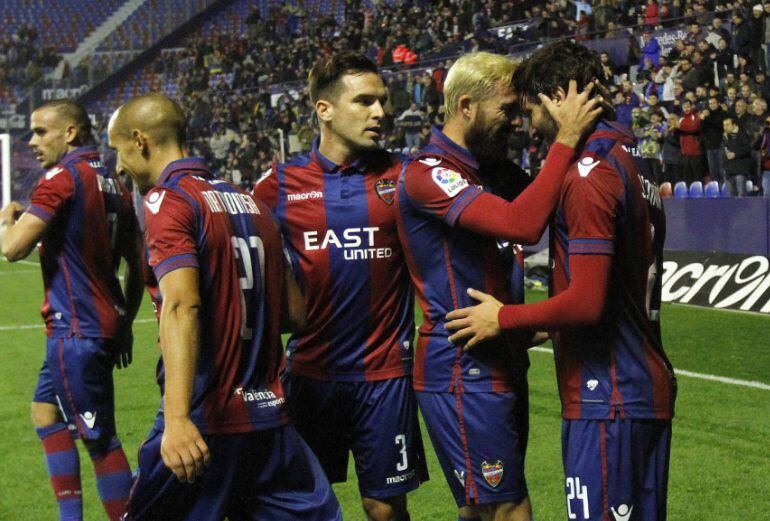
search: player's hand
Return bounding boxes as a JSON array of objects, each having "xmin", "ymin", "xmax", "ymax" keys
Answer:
[
  {"xmin": 0, "ymin": 201, "xmax": 25, "ymax": 224},
  {"xmin": 445, "ymin": 288, "xmax": 503, "ymax": 350},
  {"xmin": 161, "ymin": 417, "xmax": 210, "ymax": 483},
  {"xmin": 529, "ymin": 331, "xmax": 550, "ymax": 347},
  {"xmin": 112, "ymin": 327, "xmax": 133, "ymax": 369},
  {"xmin": 543, "ymin": 80, "xmax": 604, "ymax": 148}
]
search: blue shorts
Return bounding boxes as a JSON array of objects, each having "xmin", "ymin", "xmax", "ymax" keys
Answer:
[
  {"xmin": 33, "ymin": 336, "xmax": 117, "ymax": 440},
  {"xmin": 562, "ymin": 418, "xmax": 672, "ymax": 521},
  {"xmin": 416, "ymin": 386, "xmax": 529, "ymax": 507},
  {"xmin": 283, "ymin": 373, "xmax": 428, "ymax": 499},
  {"xmin": 126, "ymin": 423, "xmax": 342, "ymax": 521}
]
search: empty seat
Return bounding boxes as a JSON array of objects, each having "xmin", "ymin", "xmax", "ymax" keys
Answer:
[
  {"xmin": 688, "ymin": 181, "xmax": 704, "ymax": 198},
  {"xmin": 745, "ymin": 179, "xmax": 754, "ymax": 195},
  {"xmin": 704, "ymin": 180, "xmax": 720, "ymax": 198},
  {"xmin": 720, "ymin": 182, "xmax": 731, "ymax": 197},
  {"xmin": 673, "ymin": 181, "xmax": 688, "ymax": 198},
  {"xmin": 659, "ymin": 182, "xmax": 672, "ymax": 198}
]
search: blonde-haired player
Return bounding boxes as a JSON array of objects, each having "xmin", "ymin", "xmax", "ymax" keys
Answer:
[{"xmin": 395, "ymin": 52, "xmax": 603, "ymax": 521}]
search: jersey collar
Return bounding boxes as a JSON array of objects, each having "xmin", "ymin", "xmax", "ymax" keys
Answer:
[
  {"xmin": 310, "ymin": 136, "xmax": 369, "ymax": 174},
  {"xmin": 60, "ymin": 145, "xmax": 99, "ymax": 163},
  {"xmin": 428, "ymin": 126, "xmax": 479, "ymax": 171},
  {"xmin": 586, "ymin": 119, "xmax": 636, "ymax": 146},
  {"xmin": 157, "ymin": 157, "xmax": 211, "ymax": 185}
]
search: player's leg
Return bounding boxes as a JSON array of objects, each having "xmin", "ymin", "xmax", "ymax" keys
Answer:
[
  {"xmin": 231, "ymin": 424, "xmax": 342, "ymax": 521},
  {"xmin": 349, "ymin": 377, "xmax": 426, "ymax": 521},
  {"xmin": 32, "ymin": 348, "xmax": 83, "ymax": 521},
  {"xmin": 282, "ymin": 372, "xmax": 352, "ymax": 483},
  {"xmin": 628, "ymin": 419, "xmax": 672, "ymax": 520},
  {"xmin": 458, "ymin": 505, "xmax": 481, "ymax": 521},
  {"xmin": 53, "ymin": 337, "xmax": 132, "ymax": 520}
]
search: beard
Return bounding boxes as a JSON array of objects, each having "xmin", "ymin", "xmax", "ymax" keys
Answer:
[
  {"xmin": 466, "ymin": 116, "xmax": 512, "ymax": 163},
  {"xmin": 533, "ymin": 107, "xmax": 559, "ymax": 144}
]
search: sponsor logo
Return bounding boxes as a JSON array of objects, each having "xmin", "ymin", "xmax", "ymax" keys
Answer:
[
  {"xmin": 303, "ymin": 227, "xmax": 392, "ymax": 260},
  {"xmin": 469, "ymin": 368, "xmax": 481, "ymax": 376},
  {"xmin": 577, "ymin": 157, "xmax": 600, "ymax": 178},
  {"xmin": 611, "ymin": 504, "xmax": 633, "ymax": 521},
  {"xmin": 586, "ymin": 379, "xmax": 598, "ymax": 391},
  {"xmin": 144, "ymin": 190, "xmax": 166, "ymax": 214},
  {"xmin": 45, "ymin": 167, "xmax": 63, "ymax": 180},
  {"xmin": 234, "ymin": 388, "xmax": 285, "ymax": 409},
  {"xmin": 661, "ymin": 253, "xmax": 770, "ymax": 314},
  {"xmin": 386, "ymin": 469, "xmax": 415, "ymax": 485},
  {"xmin": 375, "ymin": 178, "xmax": 397, "ymax": 205},
  {"xmin": 481, "ymin": 460, "xmax": 504, "ymax": 488},
  {"xmin": 80, "ymin": 411, "xmax": 97, "ymax": 429},
  {"xmin": 419, "ymin": 157, "xmax": 442, "ymax": 167},
  {"xmin": 454, "ymin": 469, "xmax": 466, "ymax": 487},
  {"xmin": 431, "ymin": 167, "xmax": 468, "ymax": 197},
  {"xmin": 287, "ymin": 190, "xmax": 324, "ymax": 202}
]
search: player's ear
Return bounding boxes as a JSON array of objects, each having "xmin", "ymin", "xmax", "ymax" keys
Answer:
[
  {"xmin": 131, "ymin": 129, "xmax": 148, "ymax": 156},
  {"xmin": 552, "ymin": 87, "xmax": 567, "ymax": 106},
  {"xmin": 315, "ymin": 99, "xmax": 333, "ymax": 123},
  {"xmin": 64, "ymin": 124, "xmax": 79, "ymax": 146},
  {"xmin": 458, "ymin": 94, "xmax": 474, "ymax": 119}
]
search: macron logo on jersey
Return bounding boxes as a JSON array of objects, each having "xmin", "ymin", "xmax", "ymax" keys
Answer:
[
  {"xmin": 45, "ymin": 167, "xmax": 63, "ymax": 180},
  {"xmin": 577, "ymin": 157, "xmax": 600, "ymax": 177},
  {"xmin": 145, "ymin": 190, "xmax": 166, "ymax": 214},
  {"xmin": 419, "ymin": 157, "xmax": 442, "ymax": 167},
  {"xmin": 80, "ymin": 411, "xmax": 96, "ymax": 429},
  {"xmin": 287, "ymin": 190, "xmax": 324, "ymax": 202},
  {"xmin": 611, "ymin": 504, "xmax": 633, "ymax": 521},
  {"xmin": 432, "ymin": 167, "xmax": 468, "ymax": 198}
]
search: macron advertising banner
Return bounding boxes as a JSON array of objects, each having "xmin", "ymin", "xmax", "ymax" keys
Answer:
[{"xmin": 662, "ymin": 251, "xmax": 770, "ymax": 314}]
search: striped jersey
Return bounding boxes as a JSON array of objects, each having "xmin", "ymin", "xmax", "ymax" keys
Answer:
[
  {"xmin": 26, "ymin": 146, "xmax": 135, "ymax": 339},
  {"xmin": 144, "ymin": 157, "xmax": 288, "ymax": 434},
  {"xmin": 550, "ymin": 120, "xmax": 676, "ymax": 420},
  {"xmin": 253, "ymin": 138, "xmax": 414, "ymax": 381},
  {"xmin": 396, "ymin": 127, "xmax": 531, "ymax": 393}
]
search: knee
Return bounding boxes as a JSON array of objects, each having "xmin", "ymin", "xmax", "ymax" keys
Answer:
[
  {"xmin": 30, "ymin": 402, "xmax": 60, "ymax": 428},
  {"xmin": 83, "ymin": 435, "xmax": 120, "ymax": 459},
  {"xmin": 361, "ymin": 496, "xmax": 407, "ymax": 521}
]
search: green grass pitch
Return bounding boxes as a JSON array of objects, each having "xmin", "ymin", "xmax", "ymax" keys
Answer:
[{"xmin": 0, "ymin": 256, "xmax": 768, "ymax": 519}]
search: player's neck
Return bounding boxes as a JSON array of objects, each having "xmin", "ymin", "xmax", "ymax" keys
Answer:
[
  {"xmin": 149, "ymin": 146, "xmax": 186, "ymax": 184},
  {"xmin": 441, "ymin": 118, "xmax": 469, "ymax": 151},
  {"xmin": 318, "ymin": 132, "xmax": 358, "ymax": 166}
]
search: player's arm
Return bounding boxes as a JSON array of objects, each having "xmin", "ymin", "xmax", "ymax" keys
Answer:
[
  {"xmin": 445, "ymin": 162, "xmax": 620, "ymax": 348},
  {"xmin": 114, "ymin": 210, "xmax": 145, "ymax": 369},
  {"xmin": 281, "ymin": 264, "xmax": 306, "ymax": 333},
  {"xmin": 0, "ymin": 202, "xmax": 46, "ymax": 261},
  {"xmin": 157, "ymin": 267, "xmax": 210, "ymax": 483}
]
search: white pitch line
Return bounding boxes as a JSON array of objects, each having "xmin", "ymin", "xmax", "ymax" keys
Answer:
[
  {"xmin": 1, "ymin": 258, "xmax": 39, "ymax": 267},
  {"xmin": 0, "ymin": 270, "xmax": 37, "ymax": 275},
  {"xmin": 530, "ymin": 346, "xmax": 770, "ymax": 391},
  {"xmin": 0, "ymin": 317, "xmax": 156, "ymax": 332}
]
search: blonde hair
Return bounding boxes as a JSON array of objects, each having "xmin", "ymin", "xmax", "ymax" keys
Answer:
[{"xmin": 443, "ymin": 52, "xmax": 516, "ymax": 120}]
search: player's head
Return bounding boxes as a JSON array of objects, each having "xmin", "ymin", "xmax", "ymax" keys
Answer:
[
  {"xmin": 308, "ymin": 51, "xmax": 385, "ymax": 155},
  {"xmin": 108, "ymin": 93, "xmax": 187, "ymax": 194},
  {"xmin": 443, "ymin": 52, "xmax": 518, "ymax": 161},
  {"xmin": 29, "ymin": 99, "xmax": 93, "ymax": 169},
  {"xmin": 513, "ymin": 40, "xmax": 607, "ymax": 142}
]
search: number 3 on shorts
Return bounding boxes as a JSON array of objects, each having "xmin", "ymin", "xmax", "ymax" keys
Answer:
[
  {"xmin": 395, "ymin": 434, "xmax": 408, "ymax": 471},
  {"xmin": 566, "ymin": 476, "xmax": 589, "ymax": 519}
]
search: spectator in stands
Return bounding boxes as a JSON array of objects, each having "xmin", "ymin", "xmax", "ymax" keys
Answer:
[
  {"xmin": 750, "ymin": 4, "xmax": 766, "ymax": 70},
  {"xmin": 733, "ymin": 11, "xmax": 753, "ymax": 59},
  {"xmin": 663, "ymin": 112, "xmax": 683, "ymax": 183},
  {"xmin": 723, "ymin": 116, "xmax": 753, "ymax": 196},
  {"xmin": 640, "ymin": 30, "xmax": 662, "ymax": 69},
  {"xmin": 679, "ymin": 99, "xmax": 704, "ymax": 183},
  {"xmin": 701, "ymin": 96, "xmax": 728, "ymax": 182},
  {"xmin": 641, "ymin": 110, "xmax": 665, "ymax": 182},
  {"xmin": 760, "ymin": 115, "xmax": 770, "ymax": 195},
  {"xmin": 396, "ymin": 102, "xmax": 426, "ymax": 151}
]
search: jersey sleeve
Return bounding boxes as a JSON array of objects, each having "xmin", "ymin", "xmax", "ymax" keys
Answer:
[
  {"xmin": 251, "ymin": 161, "xmax": 280, "ymax": 209},
  {"xmin": 144, "ymin": 188, "xmax": 199, "ymax": 281},
  {"xmin": 26, "ymin": 166, "xmax": 76, "ymax": 222},
  {"xmin": 401, "ymin": 161, "xmax": 482, "ymax": 226},
  {"xmin": 561, "ymin": 155, "xmax": 625, "ymax": 256}
]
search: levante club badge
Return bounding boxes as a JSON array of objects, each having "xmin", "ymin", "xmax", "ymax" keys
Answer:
[
  {"xmin": 375, "ymin": 179, "xmax": 397, "ymax": 205},
  {"xmin": 481, "ymin": 460, "xmax": 504, "ymax": 488}
]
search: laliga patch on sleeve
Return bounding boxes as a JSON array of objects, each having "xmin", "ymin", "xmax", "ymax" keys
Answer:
[{"xmin": 431, "ymin": 167, "xmax": 468, "ymax": 198}]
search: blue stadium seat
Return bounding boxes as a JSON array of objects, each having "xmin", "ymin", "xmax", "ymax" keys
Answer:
[
  {"xmin": 704, "ymin": 180, "xmax": 720, "ymax": 198},
  {"xmin": 745, "ymin": 180, "xmax": 754, "ymax": 195},
  {"xmin": 688, "ymin": 181, "xmax": 704, "ymax": 198},
  {"xmin": 720, "ymin": 182, "xmax": 731, "ymax": 197},
  {"xmin": 673, "ymin": 181, "xmax": 688, "ymax": 198}
]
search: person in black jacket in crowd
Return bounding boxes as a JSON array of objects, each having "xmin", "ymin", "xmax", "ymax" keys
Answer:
[
  {"xmin": 701, "ymin": 97, "xmax": 727, "ymax": 182},
  {"xmin": 733, "ymin": 11, "xmax": 753, "ymax": 59},
  {"xmin": 723, "ymin": 116, "xmax": 753, "ymax": 195}
]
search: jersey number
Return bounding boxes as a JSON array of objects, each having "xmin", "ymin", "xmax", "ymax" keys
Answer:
[
  {"xmin": 395, "ymin": 434, "xmax": 408, "ymax": 472},
  {"xmin": 231, "ymin": 236, "xmax": 265, "ymax": 341},
  {"xmin": 566, "ymin": 476, "xmax": 589, "ymax": 519}
]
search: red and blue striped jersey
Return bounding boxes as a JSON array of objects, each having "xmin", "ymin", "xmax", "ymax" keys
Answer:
[
  {"xmin": 26, "ymin": 146, "xmax": 135, "ymax": 339},
  {"xmin": 396, "ymin": 128, "xmax": 530, "ymax": 393},
  {"xmin": 144, "ymin": 158, "xmax": 288, "ymax": 434},
  {"xmin": 550, "ymin": 120, "xmax": 676, "ymax": 420},
  {"xmin": 253, "ymin": 139, "xmax": 414, "ymax": 382}
]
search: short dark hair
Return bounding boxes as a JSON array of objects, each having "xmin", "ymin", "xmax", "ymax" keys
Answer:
[
  {"xmin": 36, "ymin": 99, "xmax": 92, "ymax": 143},
  {"xmin": 308, "ymin": 51, "xmax": 379, "ymax": 103},
  {"xmin": 513, "ymin": 40, "xmax": 605, "ymax": 106}
]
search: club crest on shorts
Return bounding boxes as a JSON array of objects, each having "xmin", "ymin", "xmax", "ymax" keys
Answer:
[
  {"xmin": 375, "ymin": 178, "xmax": 397, "ymax": 205},
  {"xmin": 481, "ymin": 460, "xmax": 504, "ymax": 488}
]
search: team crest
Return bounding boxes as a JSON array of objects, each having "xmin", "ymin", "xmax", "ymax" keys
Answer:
[
  {"xmin": 375, "ymin": 178, "xmax": 397, "ymax": 205},
  {"xmin": 481, "ymin": 460, "xmax": 504, "ymax": 488}
]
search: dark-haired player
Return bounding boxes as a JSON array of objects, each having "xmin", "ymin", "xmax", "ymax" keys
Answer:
[
  {"xmin": 446, "ymin": 41, "xmax": 676, "ymax": 521},
  {"xmin": 253, "ymin": 51, "xmax": 426, "ymax": 521},
  {"xmin": 0, "ymin": 99, "xmax": 143, "ymax": 520},
  {"xmin": 396, "ymin": 51, "xmax": 601, "ymax": 521},
  {"xmin": 109, "ymin": 93, "xmax": 341, "ymax": 520}
]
